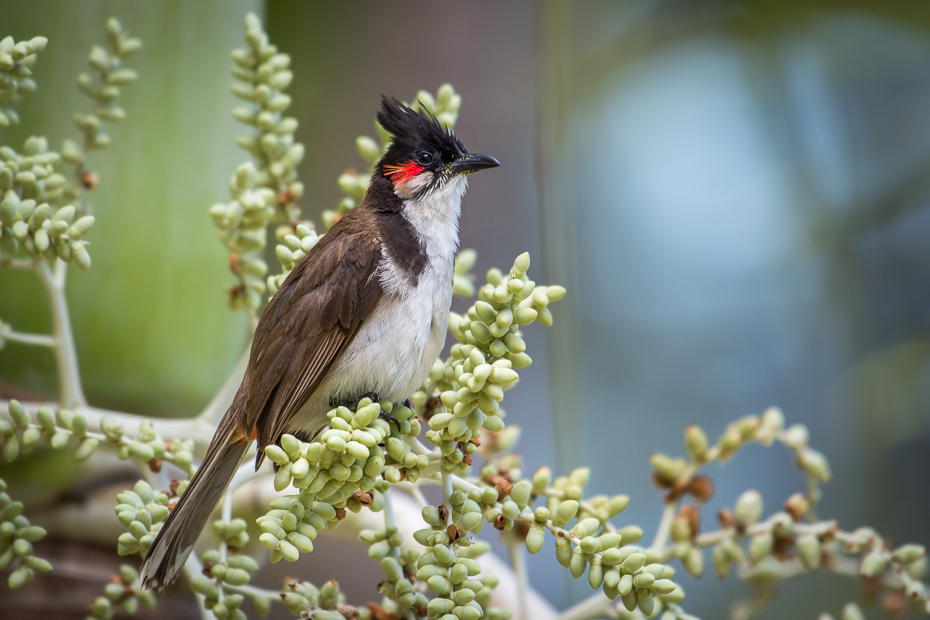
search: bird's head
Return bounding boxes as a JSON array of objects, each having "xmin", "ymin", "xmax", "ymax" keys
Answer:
[{"xmin": 375, "ymin": 96, "xmax": 500, "ymax": 202}]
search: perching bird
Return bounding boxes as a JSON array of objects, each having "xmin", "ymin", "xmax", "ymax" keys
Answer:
[{"xmin": 140, "ymin": 96, "xmax": 500, "ymax": 591}]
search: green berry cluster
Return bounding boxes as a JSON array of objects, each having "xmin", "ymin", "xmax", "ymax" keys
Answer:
[
  {"xmin": 256, "ymin": 492, "xmax": 339, "ymax": 564},
  {"xmin": 0, "ymin": 143, "xmax": 93, "ymax": 268},
  {"xmin": 85, "ymin": 564, "xmax": 156, "ymax": 620},
  {"xmin": 648, "ymin": 408, "xmax": 930, "ymax": 617},
  {"xmin": 213, "ymin": 13, "xmax": 306, "ymax": 311},
  {"xmin": 63, "ymin": 17, "xmax": 140, "ymax": 194},
  {"xmin": 0, "ymin": 34, "xmax": 47, "ymax": 128},
  {"xmin": 651, "ymin": 408, "xmax": 830, "ymax": 516},
  {"xmin": 376, "ymin": 553, "xmax": 429, "ymax": 618},
  {"xmin": 412, "ymin": 252, "xmax": 564, "ymax": 472},
  {"xmin": 0, "ymin": 137, "xmax": 66, "ymax": 204},
  {"xmin": 256, "ymin": 401, "xmax": 432, "ymax": 566},
  {"xmin": 556, "ymin": 512, "xmax": 684, "ymax": 616},
  {"xmin": 714, "ymin": 489, "xmax": 928, "ymax": 599},
  {"xmin": 411, "ymin": 500, "xmax": 509, "ymax": 620},
  {"xmin": 0, "ymin": 20, "xmax": 137, "ymax": 269},
  {"xmin": 191, "ymin": 548, "xmax": 260, "ymax": 620},
  {"xmin": 452, "ymin": 248, "xmax": 477, "ymax": 298},
  {"xmin": 0, "ymin": 476, "xmax": 51, "ymax": 589},
  {"xmin": 492, "ymin": 465, "xmax": 683, "ymax": 617},
  {"xmin": 709, "ymin": 501, "xmax": 929, "ymax": 613},
  {"xmin": 230, "ymin": 13, "xmax": 304, "ymax": 209},
  {"xmin": 213, "ymin": 517, "xmax": 251, "ymax": 550},
  {"xmin": 358, "ymin": 526, "xmax": 429, "ymax": 617},
  {"xmin": 265, "ymin": 398, "xmax": 423, "ymax": 497},
  {"xmin": 0, "ymin": 400, "xmax": 100, "ymax": 462},
  {"xmin": 98, "ymin": 415, "xmax": 195, "ymax": 474},
  {"xmin": 279, "ymin": 578, "xmax": 352, "ymax": 619},
  {"xmin": 417, "ymin": 549, "xmax": 506, "ymax": 620},
  {"xmin": 321, "ymin": 83, "xmax": 461, "ymax": 230},
  {"xmin": 267, "ymin": 221, "xmax": 318, "ymax": 295},
  {"xmin": 209, "ymin": 163, "xmax": 276, "ymax": 310},
  {"xmin": 115, "ymin": 480, "xmax": 183, "ymax": 557},
  {"xmin": 0, "ymin": 401, "xmax": 195, "ymax": 470}
]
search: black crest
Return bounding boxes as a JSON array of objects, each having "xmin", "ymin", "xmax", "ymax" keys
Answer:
[{"xmin": 376, "ymin": 96, "xmax": 466, "ymax": 166}]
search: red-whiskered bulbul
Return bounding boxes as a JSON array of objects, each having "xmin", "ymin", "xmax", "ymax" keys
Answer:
[{"xmin": 140, "ymin": 96, "xmax": 500, "ymax": 591}]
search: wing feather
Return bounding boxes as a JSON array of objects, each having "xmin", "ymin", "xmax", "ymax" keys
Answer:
[{"xmin": 230, "ymin": 213, "xmax": 384, "ymax": 462}]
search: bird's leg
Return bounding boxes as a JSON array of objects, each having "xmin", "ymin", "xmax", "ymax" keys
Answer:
[{"xmin": 379, "ymin": 409, "xmax": 399, "ymax": 429}]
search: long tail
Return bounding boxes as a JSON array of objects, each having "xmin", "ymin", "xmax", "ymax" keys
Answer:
[{"xmin": 139, "ymin": 415, "xmax": 251, "ymax": 592}]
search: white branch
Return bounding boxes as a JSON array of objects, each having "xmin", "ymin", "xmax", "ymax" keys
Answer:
[
  {"xmin": 650, "ymin": 501, "xmax": 678, "ymax": 550},
  {"xmin": 184, "ymin": 552, "xmax": 213, "ymax": 620},
  {"xmin": 1, "ymin": 330, "xmax": 56, "ymax": 347},
  {"xmin": 508, "ymin": 542, "xmax": 531, "ymax": 620},
  {"xmin": 196, "ymin": 351, "xmax": 249, "ymax": 426},
  {"xmin": 558, "ymin": 592, "xmax": 616, "ymax": 620},
  {"xmin": 5, "ymin": 258, "xmax": 36, "ymax": 269},
  {"xmin": 34, "ymin": 259, "xmax": 86, "ymax": 408},
  {"xmin": 0, "ymin": 400, "xmax": 218, "ymax": 448}
]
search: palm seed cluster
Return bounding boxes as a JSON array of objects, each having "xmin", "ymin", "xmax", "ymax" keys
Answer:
[
  {"xmin": 410, "ymin": 252, "xmax": 566, "ymax": 473},
  {"xmin": 0, "ymin": 19, "xmax": 138, "ymax": 269},
  {"xmin": 0, "ymin": 476, "xmax": 51, "ymax": 590},
  {"xmin": 84, "ymin": 564, "xmax": 156, "ymax": 620},
  {"xmin": 0, "ymin": 400, "xmax": 194, "ymax": 474},
  {"xmin": 210, "ymin": 12, "xmax": 307, "ymax": 311},
  {"xmin": 5, "ymin": 11, "xmax": 929, "ymax": 620}
]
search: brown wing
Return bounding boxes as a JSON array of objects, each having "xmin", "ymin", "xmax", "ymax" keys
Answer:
[{"xmin": 231, "ymin": 213, "xmax": 383, "ymax": 463}]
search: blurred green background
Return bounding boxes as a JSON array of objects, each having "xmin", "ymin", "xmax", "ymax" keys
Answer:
[{"xmin": 2, "ymin": 1, "xmax": 930, "ymax": 617}]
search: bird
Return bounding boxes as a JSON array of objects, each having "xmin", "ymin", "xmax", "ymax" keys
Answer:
[{"xmin": 139, "ymin": 96, "xmax": 500, "ymax": 591}]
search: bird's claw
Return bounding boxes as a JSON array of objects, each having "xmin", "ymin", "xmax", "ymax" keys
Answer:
[{"xmin": 379, "ymin": 409, "xmax": 399, "ymax": 429}]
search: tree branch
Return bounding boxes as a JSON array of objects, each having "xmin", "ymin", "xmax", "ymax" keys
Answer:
[
  {"xmin": 34, "ymin": 259, "xmax": 86, "ymax": 408},
  {"xmin": 0, "ymin": 400, "xmax": 218, "ymax": 448},
  {"xmin": 1, "ymin": 330, "xmax": 56, "ymax": 347}
]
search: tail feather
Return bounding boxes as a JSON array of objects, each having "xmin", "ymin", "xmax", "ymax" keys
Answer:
[{"xmin": 139, "ymin": 417, "xmax": 250, "ymax": 592}]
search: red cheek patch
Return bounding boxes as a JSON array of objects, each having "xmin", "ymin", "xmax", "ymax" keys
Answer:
[{"xmin": 384, "ymin": 161, "xmax": 425, "ymax": 185}]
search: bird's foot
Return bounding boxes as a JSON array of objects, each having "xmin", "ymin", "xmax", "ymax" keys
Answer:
[{"xmin": 379, "ymin": 409, "xmax": 399, "ymax": 429}]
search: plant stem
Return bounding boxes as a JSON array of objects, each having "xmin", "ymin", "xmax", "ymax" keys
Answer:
[
  {"xmin": 403, "ymin": 435, "xmax": 433, "ymax": 456},
  {"xmin": 184, "ymin": 552, "xmax": 213, "ymax": 620},
  {"xmin": 223, "ymin": 582, "xmax": 283, "ymax": 601},
  {"xmin": 1, "ymin": 330, "xmax": 56, "ymax": 347},
  {"xmin": 441, "ymin": 471, "xmax": 454, "ymax": 524},
  {"xmin": 0, "ymin": 400, "xmax": 217, "ymax": 446},
  {"xmin": 220, "ymin": 488, "xmax": 233, "ymax": 563},
  {"xmin": 196, "ymin": 350, "xmax": 249, "ymax": 425},
  {"xmin": 557, "ymin": 591, "xmax": 615, "ymax": 620},
  {"xmin": 508, "ymin": 541, "xmax": 530, "ymax": 620},
  {"xmin": 383, "ymin": 487, "xmax": 403, "ymax": 559},
  {"xmin": 396, "ymin": 481, "xmax": 429, "ymax": 509},
  {"xmin": 34, "ymin": 259, "xmax": 86, "ymax": 409},
  {"xmin": 650, "ymin": 501, "xmax": 678, "ymax": 551}
]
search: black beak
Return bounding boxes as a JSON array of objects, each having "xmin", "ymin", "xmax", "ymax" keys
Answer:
[{"xmin": 449, "ymin": 152, "xmax": 501, "ymax": 175}]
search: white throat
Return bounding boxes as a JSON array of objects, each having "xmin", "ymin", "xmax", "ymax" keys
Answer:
[{"xmin": 402, "ymin": 174, "xmax": 468, "ymax": 260}]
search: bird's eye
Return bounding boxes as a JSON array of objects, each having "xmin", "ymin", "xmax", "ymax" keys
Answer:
[{"xmin": 416, "ymin": 151, "xmax": 433, "ymax": 166}]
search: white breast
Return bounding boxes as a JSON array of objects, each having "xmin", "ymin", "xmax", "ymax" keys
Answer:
[{"xmin": 294, "ymin": 176, "xmax": 467, "ymax": 427}]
